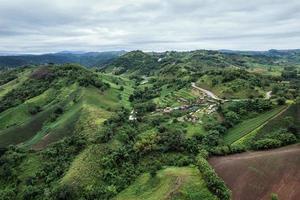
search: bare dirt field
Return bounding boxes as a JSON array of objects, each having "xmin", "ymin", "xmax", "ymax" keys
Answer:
[{"xmin": 209, "ymin": 144, "xmax": 300, "ymax": 200}]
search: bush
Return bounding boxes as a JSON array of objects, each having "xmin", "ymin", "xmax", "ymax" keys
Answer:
[
  {"xmin": 274, "ymin": 132, "xmax": 297, "ymax": 145},
  {"xmin": 0, "ymin": 187, "xmax": 17, "ymax": 200},
  {"xmin": 28, "ymin": 105, "xmax": 42, "ymax": 115},
  {"xmin": 23, "ymin": 185, "xmax": 42, "ymax": 200},
  {"xmin": 149, "ymin": 161, "xmax": 162, "ymax": 177},
  {"xmin": 253, "ymin": 130, "xmax": 297, "ymax": 150},
  {"xmin": 271, "ymin": 193, "xmax": 279, "ymax": 200},
  {"xmin": 195, "ymin": 155, "xmax": 231, "ymax": 200},
  {"xmin": 210, "ymin": 146, "xmax": 230, "ymax": 156},
  {"xmin": 253, "ymin": 139, "xmax": 282, "ymax": 150},
  {"xmin": 276, "ymin": 97, "xmax": 286, "ymax": 105},
  {"xmin": 229, "ymin": 144, "xmax": 247, "ymax": 154},
  {"xmin": 51, "ymin": 184, "xmax": 78, "ymax": 200},
  {"xmin": 210, "ymin": 144, "xmax": 247, "ymax": 156}
]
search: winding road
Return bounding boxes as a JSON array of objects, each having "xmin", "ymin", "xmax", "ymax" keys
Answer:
[
  {"xmin": 191, "ymin": 82, "xmax": 222, "ymax": 101},
  {"xmin": 192, "ymin": 82, "xmax": 272, "ymax": 102}
]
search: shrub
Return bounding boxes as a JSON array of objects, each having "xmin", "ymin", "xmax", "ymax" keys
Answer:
[
  {"xmin": 210, "ymin": 146, "xmax": 230, "ymax": 156},
  {"xmin": 0, "ymin": 187, "xmax": 17, "ymax": 200},
  {"xmin": 28, "ymin": 105, "xmax": 42, "ymax": 115},
  {"xmin": 276, "ymin": 97, "xmax": 286, "ymax": 105},
  {"xmin": 149, "ymin": 161, "xmax": 162, "ymax": 177},
  {"xmin": 195, "ymin": 155, "xmax": 231, "ymax": 200},
  {"xmin": 253, "ymin": 139, "xmax": 282, "ymax": 150},
  {"xmin": 210, "ymin": 144, "xmax": 247, "ymax": 156},
  {"xmin": 271, "ymin": 193, "xmax": 279, "ymax": 200},
  {"xmin": 253, "ymin": 130, "xmax": 297, "ymax": 150},
  {"xmin": 229, "ymin": 144, "xmax": 247, "ymax": 154},
  {"xmin": 274, "ymin": 132, "xmax": 297, "ymax": 145}
]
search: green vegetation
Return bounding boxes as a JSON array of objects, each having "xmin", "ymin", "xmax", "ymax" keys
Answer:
[
  {"xmin": 115, "ymin": 167, "xmax": 217, "ymax": 200},
  {"xmin": 195, "ymin": 155, "xmax": 231, "ymax": 200},
  {"xmin": 223, "ymin": 105, "xmax": 287, "ymax": 144},
  {"xmin": 0, "ymin": 49, "xmax": 299, "ymax": 200},
  {"xmin": 256, "ymin": 103, "xmax": 300, "ymax": 138},
  {"xmin": 0, "ymin": 51, "xmax": 124, "ymax": 68},
  {"xmin": 196, "ymin": 69, "xmax": 269, "ymax": 99}
]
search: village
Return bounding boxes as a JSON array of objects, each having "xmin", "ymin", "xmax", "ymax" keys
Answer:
[
  {"xmin": 129, "ymin": 82, "xmax": 223, "ymax": 123},
  {"xmin": 159, "ymin": 83, "xmax": 221, "ymax": 123}
]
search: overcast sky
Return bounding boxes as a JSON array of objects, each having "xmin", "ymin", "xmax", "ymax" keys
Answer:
[{"xmin": 0, "ymin": 0, "xmax": 300, "ymax": 53}]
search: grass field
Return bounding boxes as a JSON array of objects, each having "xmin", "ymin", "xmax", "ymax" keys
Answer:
[
  {"xmin": 98, "ymin": 73, "xmax": 134, "ymax": 109},
  {"xmin": 28, "ymin": 103, "xmax": 82, "ymax": 149},
  {"xmin": 0, "ymin": 88, "xmax": 57, "ymax": 130},
  {"xmin": 0, "ymin": 68, "xmax": 32, "ymax": 98},
  {"xmin": 0, "ymin": 77, "xmax": 125, "ymax": 149},
  {"xmin": 115, "ymin": 167, "xmax": 217, "ymax": 200},
  {"xmin": 61, "ymin": 144, "xmax": 105, "ymax": 187},
  {"xmin": 186, "ymin": 123, "xmax": 206, "ymax": 137},
  {"xmin": 60, "ymin": 82, "xmax": 130, "ymax": 185},
  {"xmin": 0, "ymin": 85, "xmax": 79, "ymax": 148},
  {"xmin": 0, "ymin": 106, "xmax": 56, "ymax": 147},
  {"xmin": 223, "ymin": 105, "xmax": 287, "ymax": 145}
]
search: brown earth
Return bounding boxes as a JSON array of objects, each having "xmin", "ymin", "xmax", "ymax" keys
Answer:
[{"xmin": 209, "ymin": 144, "xmax": 300, "ymax": 200}]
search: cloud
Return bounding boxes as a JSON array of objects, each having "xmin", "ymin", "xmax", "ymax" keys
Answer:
[{"xmin": 0, "ymin": 0, "xmax": 299, "ymax": 53}]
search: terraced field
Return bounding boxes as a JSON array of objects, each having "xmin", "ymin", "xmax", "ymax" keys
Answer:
[
  {"xmin": 223, "ymin": 105, "xmax": 288, "ymax": 145},
  {"xmin": 154, "ymin": 86, "xmax": 198, "ymax": 108},
  {"xmin": 255, "ymin": 103, "xmax": 300, "ymax": 138}
]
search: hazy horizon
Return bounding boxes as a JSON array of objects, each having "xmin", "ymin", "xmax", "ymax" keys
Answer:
[{"xmin": 1, "ymin": 0, "xmax": 300, "ymax": 54}]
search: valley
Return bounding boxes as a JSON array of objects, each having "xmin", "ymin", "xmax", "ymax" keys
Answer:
[{"xmin": 0, "ymin": 49, "xmax": 299, "ymax": 200}]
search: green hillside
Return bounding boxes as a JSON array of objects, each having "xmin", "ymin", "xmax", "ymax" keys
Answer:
[
  {"xmin": 0, "ymin": 50, "xmax": 299, "ymax": 200},
  {"xmin": 0, "ymin": 64, "xmax": 113, "ymax": 148},
  {"xmin": 224, "ymin": 105, "xmax": 287, "ymax": 145},
  {"xmin": 115, "ymin": 167, "xmax": 217, "ymax": 200}
]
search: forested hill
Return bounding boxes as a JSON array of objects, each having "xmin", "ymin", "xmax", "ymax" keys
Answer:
[
  {"xmin": 2, "ymin": 49, "xmax": 300, "ymax": 71},
  {"xmin": 0, "ymin": 52, "xmax": 299, "ymax": 199},
  {"xmin": 0, "ymin": 51, "xmax": 125, "ymax": 69},
  {"xmin": 103, "ymin": 49, "xmax": 300, "ymax": 76}
]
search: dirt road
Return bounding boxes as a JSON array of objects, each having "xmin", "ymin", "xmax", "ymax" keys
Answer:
[{"xmin": 265, "ymin": 91, "xmax": 272, "ymax": 99}]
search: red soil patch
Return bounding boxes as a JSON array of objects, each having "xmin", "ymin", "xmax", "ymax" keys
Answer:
[{"xmin": 209, "ymin": 144, "xmax": 300, "ymax": 200}]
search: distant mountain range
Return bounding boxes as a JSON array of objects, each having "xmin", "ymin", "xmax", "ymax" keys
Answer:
[
  {"xmin": 219, "ymin": 49, "xmax": 300, "ymax": 56},
  {"xmin": 0, "ymin": 50, "xmax": 126, "ymax": 68},
  {"xmin": 1, "ymin": 49, "xmax": 300, "ymax": 69}
]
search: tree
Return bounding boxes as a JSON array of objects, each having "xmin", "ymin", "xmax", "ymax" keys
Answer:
[
  {"xmin": 149, "ymin": 161, "xmax": 162, "ymax": 177},
  {"xmin": 28, "ymin": 105, "xmax": 42, "ymax": 115},
  {"xmin": 271, "ymin": 193, "xmax": 279, "ymax": 200},
  {"xmin": 212, "ymin": 78, "xmax": 218, "ymax": 87},
  {"xmin": 253, "ymin": 139, "xmax": 281, "ymax": 150},
  {"xmin": 276, "ymin": 97, "xmax": 286, "ymax": 105},
  {"xmin": 224, "ymin": 111, "xmax": 240, "ymax": 127}
]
